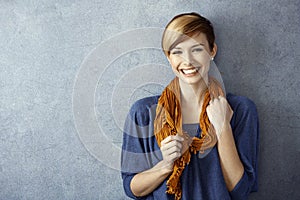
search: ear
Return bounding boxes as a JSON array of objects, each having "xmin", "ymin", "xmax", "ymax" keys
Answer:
[{"xmin": 211, "ymin": 43, "xmax": 217, "ymax": 58}]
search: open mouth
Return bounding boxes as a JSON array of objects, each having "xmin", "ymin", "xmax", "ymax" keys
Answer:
[{"xmin": 180, "ymin": 67, "xmax": 199, "ymax": 75}]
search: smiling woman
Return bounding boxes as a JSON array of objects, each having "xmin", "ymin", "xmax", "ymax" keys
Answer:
[
  {"xmin": 121, "ymin": 12, "xmax": 259, "ymax": 200},
  {"xmin": 167, "ymin": 33, "xmax": 214, "ymax": 89}
]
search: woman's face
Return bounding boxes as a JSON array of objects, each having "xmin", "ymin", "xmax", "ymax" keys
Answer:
[{"xmin": 168, "ymin": 33, "xmax": 216, "ymax": 86}]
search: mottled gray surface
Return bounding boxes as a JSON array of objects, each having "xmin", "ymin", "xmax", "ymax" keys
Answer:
[{"xmin": 0, "ymin": 0, "xmax": 299, "ymax": 200}]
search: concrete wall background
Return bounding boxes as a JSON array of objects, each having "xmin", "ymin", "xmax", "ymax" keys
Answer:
[{"xmin": 1, "ymin": 0, "xmax": 299, "ymax": 199}]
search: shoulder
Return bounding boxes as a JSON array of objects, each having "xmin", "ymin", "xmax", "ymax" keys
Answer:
[
  {"xmin": 227, "ymin": 93, "xmax": 259, "ymax": 125},
  {"xmin": 130, "ymin": 95, "xmax": 160, "ymax": 112},
  {"xmin": 128, "ymin": 95, "xmax": 160, "ymax": 126},
  {"xmin": 226, "ymin": 93, "xmax": 259, "ymax": 147},
  {"xmin": 227, "ymin": 93, "xmax": 257, "ymax": 114}
]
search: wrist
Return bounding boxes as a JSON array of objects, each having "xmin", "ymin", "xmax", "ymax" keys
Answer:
[
  {"xmin": 216, "ymin": 122, "xmax": 232, "ymax": 141},
  {"xmin": 157, "ymin": 160, "xmax": 173, "ymax": 175}
]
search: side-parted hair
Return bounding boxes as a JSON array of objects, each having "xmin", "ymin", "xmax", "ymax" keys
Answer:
[{"xmin": 162, "ymin": 12, "xmax": 215, "ymax": 56}]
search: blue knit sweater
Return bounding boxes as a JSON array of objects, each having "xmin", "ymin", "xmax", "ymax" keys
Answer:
[{"xmin": 121, "ymin": 93, "xmax": 259, "ymax": 200}]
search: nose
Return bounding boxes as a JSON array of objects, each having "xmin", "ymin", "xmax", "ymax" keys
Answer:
[{"xmin": 182, "ymin": 52, "xmax": 193, "ymax": 66}]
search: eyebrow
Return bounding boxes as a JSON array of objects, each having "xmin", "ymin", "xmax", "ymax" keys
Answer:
[
  {"xmin": 192, "ymin": 44, "xmax": 204, "ymax": 47},
  {"xmin": 173, "ymin": 44, "xmax": 204, "ymax": 49}
]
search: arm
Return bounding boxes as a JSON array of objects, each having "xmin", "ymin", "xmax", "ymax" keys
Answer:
[
  {"xmin": 207, "ymin": 95, "xmax": 259, "ymax": 199},
  {"xmin": 217, "ymin": 123, "xmax": 244, "ymax": 191},
  {"xmin": 207, "ymin": 96, "xmax": 244, "ymax": 191},
  {"xmin": 130, "ymin": 135, "xmax": 184, "ymax": 197},
  {"xmin": 121, "ymin": 96, "xmax": 186, "ymax": 198},
  {"xmin": 130, "ymin": 160, "xmax": 171, "ymax": 197}
]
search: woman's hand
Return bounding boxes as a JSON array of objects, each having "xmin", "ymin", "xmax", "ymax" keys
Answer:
[
  {"xmin": 160, "ymin": 134, "xmax": 185, "ymax": 171},
  {"xmin": 206, "ymin": 96, "xmax": 233, "ymax": 139},
  {"xmin": 131, "ymin": 134, "xmax": 185, "ymax": 197}
]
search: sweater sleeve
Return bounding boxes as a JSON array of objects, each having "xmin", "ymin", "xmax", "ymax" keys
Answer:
[
  {"xmin": 227, "ymin": 94, "xmax": 259, "ymax": 200},
  {"xmin": 121, "ymin": 96, "xmax": 161, "ymax": 199}
]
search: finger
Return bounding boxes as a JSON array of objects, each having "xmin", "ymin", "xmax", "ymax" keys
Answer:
[
  {"xmin": 163, "ymin": 135, "xmax": 184, "ymax": 146},
  {"xmin": 162, "ymin": 134, "xmax": 183, "ymax": 143},
  {"xmin": 161, "ymin": 140, "xmax": 182, "ymax": 151},
  {"xmin": 161, "ymin": 135, "xmax": 174, "ymax": 145},
  {"xmin": 168, "ymin": 151, "xmax": 182, "ymax": 162},
  {"xmin": 174, "ymin": 134, "xmax": 184, "ymax": 141},
  {"xmin": 210, "ymin": 96, "xmax": 218, "ymax": 104},
  {"xmin": 166, "ymin": 145, "xmax": 182, "ymax": 154},
  {"xmin": 161, "ymin": 144, "xmax": 182, "ymax": 163},
  {"xmin": 219, "ymin": 96, "xmax": 226, "ymax": 102},
  {"xmin": 215, "ymin": 96, "xmax": 222, "ymax": 102}
]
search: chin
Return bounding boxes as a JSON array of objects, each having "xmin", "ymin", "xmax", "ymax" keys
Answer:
[{"xmin": 179, "ymin": 77, "xmax": 204, "ymax": 85}]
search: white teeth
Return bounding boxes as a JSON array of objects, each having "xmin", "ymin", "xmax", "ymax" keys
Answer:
[{"xmin": 182, "ymin": 68, "xmax": 197, "ymax": 74}]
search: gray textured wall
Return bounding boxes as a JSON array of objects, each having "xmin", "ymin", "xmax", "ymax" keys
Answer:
[{"xmin": 1, "ymin": 0, "xmax": 299, "ymax": 200}]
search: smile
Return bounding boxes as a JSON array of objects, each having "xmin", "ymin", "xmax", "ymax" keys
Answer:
[{"xmin": 180, "ymin": 67, "xmax": 200, "ymax": 75}]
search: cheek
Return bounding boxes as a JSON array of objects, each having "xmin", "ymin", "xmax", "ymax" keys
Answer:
[
  {"xmin": 168, "ymin": 58, "xmax": 180, "ymax": 75},
  {"xmin": 168, "ymin": 57, "xmax": 180, "ymax": 69},
  {"xmin": 194, "ymin": 55, "xmax": 211, "ymax": 68},
  {"xmin": 195, "ymin": 53, "xmax": 210, "ymax": 62}
]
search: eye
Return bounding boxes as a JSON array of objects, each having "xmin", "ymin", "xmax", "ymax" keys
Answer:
[
  {"xmin": 171, "ymin": 50, "xmax": 182, "ymax": 55},
  {"xmin": 192, "ymin": 48, "xmax": 203, "ymax": 52}
]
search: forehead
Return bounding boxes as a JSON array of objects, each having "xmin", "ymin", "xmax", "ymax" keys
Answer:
[{"xmin": 175, "ymin": 33, "xmax": 209, "ymax": 47}]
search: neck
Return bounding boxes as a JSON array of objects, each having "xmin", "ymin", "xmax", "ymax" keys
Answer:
[{"xmin": 179, "ymin": 78, "xmax": 208, "ymax": 104}]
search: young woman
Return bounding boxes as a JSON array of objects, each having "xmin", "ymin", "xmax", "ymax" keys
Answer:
[{"xmin": 121, "ymin": 12, "xmax": 259, "ymax": 200}]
